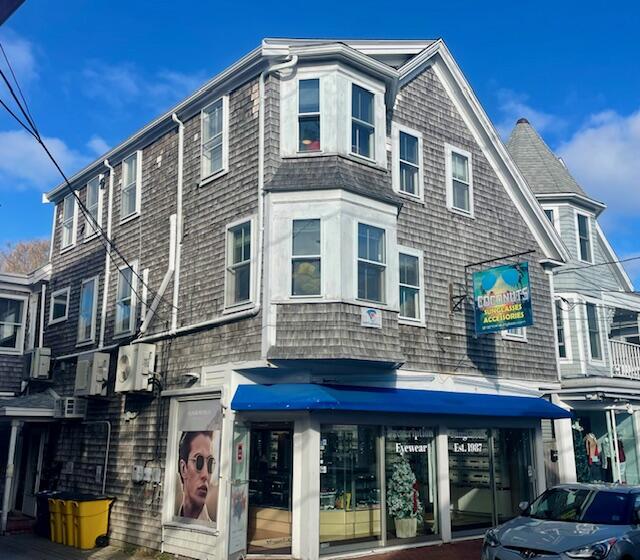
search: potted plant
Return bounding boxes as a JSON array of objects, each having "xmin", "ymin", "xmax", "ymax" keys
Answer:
[{"xmin": 386, "ymin": 457, "xmax": 423, "ymax": 538}]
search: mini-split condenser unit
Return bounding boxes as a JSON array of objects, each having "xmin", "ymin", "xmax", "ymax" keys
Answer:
[
  {"xmin": 74, "ymin": 352, "xmax": 110, "ymax": 397},
  {"xmin": 115, "ymin": 344, "xmax": 156, "ymax": 393},
  {"xmin": 24, "ymin": 347, "xmax": 51, "ymax": 379}
]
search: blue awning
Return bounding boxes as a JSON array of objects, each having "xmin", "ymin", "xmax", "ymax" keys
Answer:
[{"xmin": 231, "ymin": 383, "xmax": 571, "ymax": 419}]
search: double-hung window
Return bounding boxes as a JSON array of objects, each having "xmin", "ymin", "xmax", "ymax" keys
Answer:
[
  {"xmin": 585, "ymin": 302, "xmax": 602, "ymax": 361},
  {"xmin": 503, "ymin": 327, "xmax": 527, "ymax": 341},
  {"xmin": 115, "ymin": 265, "xmax": 137, "ymax": 335},
  {"xmin": 555, "ymin": 300, "xmax": 567, "ymax": 359},
  {"xmin": 298, "ymin": 79, "xmax": 320, "ymax": 152},
  {"xmin": 399, "ymin": 132, "xmax": 420, "ymax": 195},
  {"xmin": 49, "ymin": 287, "xmax": 70, "ymax": 324},
  {"xmin": 351, "ymin": 84, "xmax": 375, "ymax": 159},
  {"xmin": 0, "ymin": 295, "xmax": 26, "ymax": 353},
  {"xmin": 202, "ymin": 98, "xmax": 226, "ymax": 178},
  {"xmin": 121, "ymin": 152, "xmax": 140, "ymax": 219},
  {"xmin": 446, "ymin": 145, "xmax": 473, "ymax": 215},
  {"xmin": 399, "ymin": 252, "xmax": 421, "ymax": 320},
  {"xmin": 78, "ymin": 276, "xmax": 98, "ymax": 343},
  {"xmin": 357, "ymin": 223, "xmax": 385, "ymax": 303},
  {"xmin": 577, "ymin": 213, "xmax": 592, "ymax": 262},
  {"xmin": 85, "ymin": 176, "xmax": 101, "ymax": 238},
  {"xmin": 226, "ymin": 221, "xmax": 252, "ymax": 306},
  {"xmin": 291, "ymin": 219, "xmax": 321, "ymax": 296},
  {"xmin": 61, "ymin": 194, "xmax": 76, "ymax": 249}
]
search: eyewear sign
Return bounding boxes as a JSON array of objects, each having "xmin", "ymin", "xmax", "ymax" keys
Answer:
[{"xmin": 472, "ymin": 262, "xmax": 533, "ymax": 335}]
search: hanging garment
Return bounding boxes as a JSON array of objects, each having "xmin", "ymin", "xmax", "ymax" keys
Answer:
[{"xmin": 584, "ymin": 433, "xmax": 600, "ymax": 465}]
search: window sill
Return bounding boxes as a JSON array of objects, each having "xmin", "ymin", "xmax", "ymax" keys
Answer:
[
  {"xmin": 0, "ymin": 348, "xmax": 21, "ymax": 356},
  {"xmin": 395, "ymin": 189, "xmax": 424, "ymax": 204},
  {"xmin": 48, "ymin": 317, "xmax": 68, "ymax": 326},
  {"xmin": 83, "ymin": 232, "xmax": 101, "ymax": 244},
  {"xmin": 222, "ymin": 301, "xmax": 256, "ymax": 315},
  {"xmin": 399, "ymin": 317, "xmax": 426, "ymax": 328},
  {"xmin": 76, "ymin": 339, "xmax": 96, "ymax": 348},
  {"xmin": 199, "ymin": 168, "xmax": 229, "ymax": 188},
  {"xmin": 120, "ymin": 212, "xmax": 140, "ymax": 226},
  {"xmin": 60, "ymin": 244, "xmax": 76, "ymax": 255},
  {"xmin": 113, "ymin": 331, "xmax": 134, "ymax": 340},
  {"xmin": 347, "ymin": 152, "xmax": 386, "ymax": 171},
  {"xmin": 447, "ymin": 206, "xmax": 475, "ymax": 219},
  {"xmin": 502, "ymin": 335, "xmax": 528, "ymax": 343}
]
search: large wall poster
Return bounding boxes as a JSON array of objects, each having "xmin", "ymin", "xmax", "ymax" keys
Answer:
[
  {"xmin": 472, "ymin": 262, "xmax": 534, "ymax": 335},
  {"xmin": 173, "ymin": 398, "xmax": 222, "ymax": 527}
]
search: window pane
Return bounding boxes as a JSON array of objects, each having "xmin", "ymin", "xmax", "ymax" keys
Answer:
[
  {"xmin": 352, "ymin": 121, "xmax": 374, "ymax": 158},
  {"xmin": 400, "ymin": 162, "xmax": 417, "ymax": 194},
  {"xmin": 358, "ymin": 224, "xmax": 385, "ymax": 263},
  {"xmin": 451, "ymin": 152, "xmax": 468, "ymax": 182},
  {"xmin": 292, "ymin": 258, "xmax": 321, "ymax": 296},
  {"xmin": 399, "ymin": 132, "xmax": 418, "ymax": 164},
  {"xmin": 292, "ymin": 219, "xmax": 320, "ymax": 256},
  {"xmin": 400, "ymin": 286, "xmax": 419, "ymax": 319},
  {"xmin": 358, "ymin": 262, "xmax": 384, "ymax": 302},
  {"xmin": 124, "ymin": 154, "xmax": 137, "ymax": 187},
  {"xmin": 232, "ymin": 223, "xmax": 251, "ymax": 264},
  {"xmin": 122, "ymin": 185, "xmax": 136, "ymax": 217},
  {"xmin": 203, "ymin": 138, "xmax": 223, "ymax": 175},
  {"xmin": 203, "ymin": 100, "xmax": 223, "ymax": 142},
  {"xmin": 79, "ymin": 280, "xmax": 96, "ymax": 341},
  {"xmin": 299, "ymin": 116, "xmax": 320, "ymax": 151},
  {"xmin": 586, "ymin": 303, "xmax": 602, "ymax": 360},
  {"xmin": 52, "ymin": 293, "xmax": 67, "ymax": 320},
  {"xmin": 233, "ymin": 263, "xmax": 251, "ymax": 303},
  {"xmin": 352, "ymin": 85, "xmax": 374, "ymax": 124},
  {"xmin": 117, "ymin": 268, "xmax": 133, "ymax": 301},
  {"xmin": 63, "ymin": 222, "xmax": 73, "ymax": 247},
  {"xmin": 87, "ymin": 179, "xmax": 99, "ymax": 209},
  {"xmin": 63, "ymin": 195, "xmax": 74, "ymax": 220},
  {"xmin": 544, "ymin": 209, "xmax": 554, "ymax": 224},
  {"xmin": 399, "ymin": 254, "xmax": 419, "ymax": 287},
  {"xmin": 452, "ymin": 180, "xmax": 469, "ymax": 211},
  {"xmin": 117, "ymin": 301, "xmax": 131, "ymax": 333},
  {"xmin": 556, "ymin": 301, "xmax": 567, "ymax": 358},
  {"xmin": 0, "ymin": 298, "xmax": 22, "ymax": 323},
  {"xmin": 299, "ymin": 79, "xmax": 319, "ymax": 114},
  {"xmin": 0, "ymin": 323, "xmax": 20, "ymax": 348}
]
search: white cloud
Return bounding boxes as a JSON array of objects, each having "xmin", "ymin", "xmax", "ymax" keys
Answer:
[
  {"xmin": 0, "ymin": 28, "xmax": 37, "ymax": 83},
  {"xmin": 0, "ymin": 129, "xmax": 91, "ymax": 191},
  {"xmin": 557, "ymin": 109, "xmax": 640, "ymax": 216},
  {"xmin": 495, "ymin": 89, "xmax": 566, "ymax": 140},
  {"xmin": 87, "ymin": 135, "xmax": 110, "ymax": 156}
]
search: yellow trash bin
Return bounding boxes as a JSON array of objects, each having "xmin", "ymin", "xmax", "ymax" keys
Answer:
[
  {"xmin": 71, "ymin": 498, "xmax": 113, "ymax": 550},
  {"xmin": 62, "ymin": 499, "xmax": 76, "ymax": 547},
  {"xmin": 48, "ymin": 498, "xmax": 64, "ymax": 544}
]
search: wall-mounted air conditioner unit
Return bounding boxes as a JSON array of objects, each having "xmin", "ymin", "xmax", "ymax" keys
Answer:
[
  {"xmin": 23, "ymin": 347, "xmax": 52, "ymax": 379},
  {"xmin": 115, "ymin": 344, "xmax": 156, "ymax": 393},
  {"xmin": 54, "ymin": 397, "xmax": 88, "ymax": 419},
  {"xmin": 74, "ymin": 352, "xmax": 110, "ymax": 397}
]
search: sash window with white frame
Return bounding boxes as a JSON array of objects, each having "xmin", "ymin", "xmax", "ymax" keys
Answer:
[
  {"xmin": 585, "ymin": 302, "xmax": 602, "ymax": 360},
  {"xmin": 451, "ymin": 151, "xmax": 471, "ymax": 212},
  {"xmin": 298, "ymin": 79, "xmax": 320, "ymax": 152},
  {"xmin": 78, "ymin": 276, "xmax": 98, "ymax": 343},
  {"xmin": 115, "ymin": 265, "xmax": 137, "ymax": 335},
  {"xmin": 577, "ymin": 213, "xmax": 592, "ymax": 263},
  {"xmin": 202, "ymin": 98, "xmax": 225, "ymax": 178},
  {"xmin": 399, "ymin": 132, "xmax": 420, "ymax": 195},
  {"xmin": 351, "ymin": 84, "xmax": 375, "ymax": 159},
  {"xmin": 357, "ymin": 223, "xmax": 385, "ymax": 303},
  {"xmin": 49, "ymin": 287, "xmax": 70, "ymax": 324},
  {"xmin": 544, "ymin": 208, "xmax": 555, "ymax": 226},
  {"xmin": 121, "ymin": 152, "xmax": 140, "ymax": 219},
  {"xmin": 555, "ymin": 299, "xmax": 567, "ymax": 359},
  {"xmin": 85, "ymin": 176, "xmax": 101, "ymax": 238},
  {"xmin": 0, "ymin": 296, "xmax": 26, "ymax": 352},
  {"xmin": 291, "ymin": 219, "xmax": 321, "ymax": 296},
  {"xmin": 399, "ymin": 252, "xmax": 420, "ymax": 320},
  {"xmin": 61, "ymin": 194, "xmax": 76, "ymax": 249},
  {"xmin": 226, "ymin": 221, "xmax": 252, "ymax": 306}
]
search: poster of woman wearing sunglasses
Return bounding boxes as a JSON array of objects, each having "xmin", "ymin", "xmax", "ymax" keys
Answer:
[{"xmin": 174, "ymin": 399, "xmax": 222, "ymax": 526}]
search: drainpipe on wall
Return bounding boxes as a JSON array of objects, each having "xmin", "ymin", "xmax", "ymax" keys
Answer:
[
  {"xmin": 99, "ymin": 160, "xmax": 115, "ymax": 349},
  {"xmin": 170, "ymin": 113, "xmax": 184, "ymax": 333},
  {"xmin": 39, "ymin": 284, "xmax": 46, "ymax": 348}
]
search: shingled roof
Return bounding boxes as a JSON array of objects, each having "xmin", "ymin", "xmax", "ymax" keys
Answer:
[{"xmin": 506, "ymin": 118, "xmax": 588, "ymax": 197}]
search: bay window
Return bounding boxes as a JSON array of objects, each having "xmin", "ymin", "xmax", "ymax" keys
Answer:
[
  {"xmin": 291, "ymin": 219, "xmax": 321, "ymax": 296},
  {"xmin": 0, "ymin": 295, "xmax": 26, "ymax": 353},
  {"xmin": 298, "ymin": 79, "xmax": 320, "ymax": 152},
  {"xmin": 78, "ymin": 276, "xmax": 98, "ymax": 343},
  {"xmin": 351, "ymin": 84, "xmax": 375, "ymax": 159},
  {"xmin": 358, "ymin": 223, "xmax": 386, "ymax": 303},
  {"xmin": 226, "ymin": 220, "xmax": 252, "ymax": 307}
]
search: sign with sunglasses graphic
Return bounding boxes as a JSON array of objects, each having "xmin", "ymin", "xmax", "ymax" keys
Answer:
[
  {"xmin": 472, "ymin": 262, "xmax": 533, "ymax": 335},
  {"xmin": 174, "ymin": 398, "xmax": 222, "ymax": 527}
]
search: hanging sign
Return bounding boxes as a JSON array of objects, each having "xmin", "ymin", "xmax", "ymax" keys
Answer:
[
  {"xmin": 361, "ymin": 307, "xmax": 382, "ymax": 329},
  {"xmin": 472, "ymin": 262, "xmax": 533, "ymax": 335}
]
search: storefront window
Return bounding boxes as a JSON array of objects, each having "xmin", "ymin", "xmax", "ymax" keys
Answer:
[
  {"xmin": 319, "ymin": 425, "xmax": 381, "ymax": 551},
  {"xmin": 615, "ymin": 412, "xmax": 640, "ymax": 485},
  {"xmin": 385, "ymin": 427, "xmax": 438, "ymax": 543}
]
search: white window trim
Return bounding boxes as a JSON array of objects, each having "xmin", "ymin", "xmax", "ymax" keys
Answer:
[
  {"xmin": 354, "ymin": 220, "xmax": 387, "ymax": 305},
  {"xmin": 120, "ymin": 151, "xmax": 142, "ymax": 223},
  {"xmin": 444, "ymin": 143, "xmax": 474, "ymax": 218},
  {"xmin": 60, "ymin": 193, "xmax": 78, "ymax": 252},
  {"xmin": 575, "ymin": 210, "xmax": 594, "ymax": 264},
  {"xmin": 290, "ymin": 217, "xmax": 323, "ymax": 298},
  {"xmin": 541, "ymin": 205, "xmax": 561, "ymax": 235},
  {"xmin": 77, "ymin": 275, "xmax": 99, "ymax": 345},
  {"xmin": 398, "ymin": 245, "xmax": 425, "ymax": 326},
  {"xmin": 84, "ymin": 174, "xmax": 104, "ymax": 241},
  {"xmin": 501, "ymin": 327, "xmax": 528, "ymax": 343},
  {"xmin": 114, "ymin": 261, "xmax": 139, "ymax": 337},
  {"xmin": 223, "ymin": 216, "xmax": 257, "ymax": 312},
  {"xmin": 348, "ymin": 81, "xmax": 377, "ymax": 163},
  {"xmin": 200, "ymin": 96, "xmax": 230, "ymax": 184},
  {"xmin": 48, "ymin": 286, "xmax": 70, "ymax": 325},
  {"xmin": 0, "ymin": 293, "xmax": 28, "ymax": 355},
  {"xmin": 584, "ymin": 299, "xmax": 606, "ymax": 365},
  {"xmin": 297, "ymin": 78, "xmax": 322, "ymax": 154},
  {"xmin": 392, "ymin": 123, "xmax": 424, "ymax": 201},
  {"xmin": 554, "ymin": 298, "xmax": 573, "ymax": 363}
]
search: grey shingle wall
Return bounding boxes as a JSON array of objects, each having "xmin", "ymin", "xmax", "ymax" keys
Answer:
[{"xmin": 0, "ymin": 355, "xmax": 22, "ymax": 393}]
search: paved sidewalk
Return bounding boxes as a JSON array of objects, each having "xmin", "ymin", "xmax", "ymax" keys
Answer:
[{"xmin": 368, "ymin": 539, "xmax": 482, "ymax": 560}]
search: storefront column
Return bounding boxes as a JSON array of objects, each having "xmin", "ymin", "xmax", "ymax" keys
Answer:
[
  {"xmin": 435, "ymin": 426, "xmax": 451, "ymax": 543},
  {"xmin": 292, "ymin": 415, "xmax": 320, "ymax": 560},
  {"xmin": 534, "ymin": 424, "xmax": 546, "ymax": 496},
  {"xmin": 553, "ymin": 417, "xmax": 577, "ymax": 483},
  {"xmin": 1, "ymin": 420, "xmax": 22, "ymax": 534}
]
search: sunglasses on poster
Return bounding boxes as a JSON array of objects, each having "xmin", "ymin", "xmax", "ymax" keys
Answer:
[{"xmin": 190, "ymin": 454, "xmax": 215, "ymax": 474}]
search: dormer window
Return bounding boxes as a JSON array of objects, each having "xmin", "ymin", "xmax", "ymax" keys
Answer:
[
  {"xmin": 298, "ymin": 79, "xmax": 320, "ymax": 152},
  {"xmin": 351, "ymin": 84, "xmax": 375, "ymax": 159}
]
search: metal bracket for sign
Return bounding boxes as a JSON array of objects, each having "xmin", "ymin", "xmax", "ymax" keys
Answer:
[
  {"xmin": 464, "ymin": 249, "xmax": 536, "ymax": 270},
  {"xmin": 449, "ymin": 283, "xmax": 468, "ymax": 313}
]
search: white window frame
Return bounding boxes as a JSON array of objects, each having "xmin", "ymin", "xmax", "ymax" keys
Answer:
[
  {"xmin": 114, "ymin": 261, "xmax": 139, "ymax": 337},
  {"xmin": 60, "ymin": 193, "xmax": 78, "ymax": 251},
  {"xmin": 200, "ymin": 96, "xmax": 229, "ymax": 184},
  {"xmin": 392, "ymin": 123, "xmax": 424, "ymax": 201},
  {"xmin": 120, "ymin": 151, "xmax": 142, "ymax": 223},
  {"xmin": 584, "ymin": 300, "xmax": 605, "ymax": 364},
  {"xmin": 49, "ymin": 286, "xmax": 70, "ymax": 325},
  {"xmin": 0, "ymin": 293, "xmax": 28, "ymax": 355},
  {"xmin": 554, "ymin": 298, "xmax": 572, "ymax": 362},
  {"xmin": 77, "ymin": 275, "xmax": 99, "ymax": 345},
  {"xmin": 575, "ymin": 211, "xmax": 594, "ymax": 264},
  {"xmin": 224, "ymin": 216, "xmax": 256, "ymax": 312},
  {"xmin": 541, "ymin": 204, "xmax": 561, "ymax": 235},
  {"xmin": 355, "ymin": 221, "xmax": 387, "ymax": 305},
  {"xmin": 349, "ymin": 82, "xmax": 376, "ymax": 162},
  {"xmin": 445, "ymin": 143, "xmax": 474, "ymax": 218},
  {"xmin": 290, "ymin": 218, "xmax": 323, "ymax": 298},
  {"xmin": 398, "ymin": 246, "xmax": 425, "ymax": 326},
  {"xmin": 297, "ymin": 78, "xmax": 321, "ymax": 153},
  {"xmin": 84, "ymin": 175, "xmax": 103, "ymax": 241},
  {"xmin": 502, "ymin": 327, "xmax": 528, "ymax": 342}
]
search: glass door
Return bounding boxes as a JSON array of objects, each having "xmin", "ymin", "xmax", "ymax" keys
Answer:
[{"xmin": 614, "ymin": 411, "xmax": 639, "ymax": 485}]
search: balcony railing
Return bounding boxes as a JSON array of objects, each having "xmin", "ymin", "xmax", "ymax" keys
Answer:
[{"xmin": 610, "ymin": 339, "xmax": 640, "ymax": 379}]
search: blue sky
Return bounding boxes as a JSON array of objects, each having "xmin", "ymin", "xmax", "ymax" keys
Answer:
[{"xmin": 1, "ymin": 1, "xmax": 639, "ymax": 283}]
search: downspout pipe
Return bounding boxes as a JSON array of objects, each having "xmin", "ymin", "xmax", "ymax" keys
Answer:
[
  {"xmin": 39, "ymin": 284, "xmax": 46, "ymax": 347},
  {"xmin": 171, "ymin": 113, "xmax": 184, "ymax": 333},
  {"xmin": 99, "ymin": 160, "xmax": 115, "ymax": 349}
]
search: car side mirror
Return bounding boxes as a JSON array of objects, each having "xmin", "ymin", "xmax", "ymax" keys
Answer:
[{"xmin": 518, "ymin": 501, "xmax": 529, "ymax": 514}]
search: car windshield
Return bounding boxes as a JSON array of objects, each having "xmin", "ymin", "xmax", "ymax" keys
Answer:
[{"xmin": 528, "ymin": 488, "xmax": 631, "ymax": 525}]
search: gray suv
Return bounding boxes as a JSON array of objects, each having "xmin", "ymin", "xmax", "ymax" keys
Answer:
[{"xmin": 482, "ymin": 484, "xmax": 640, "ymax": 560}]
